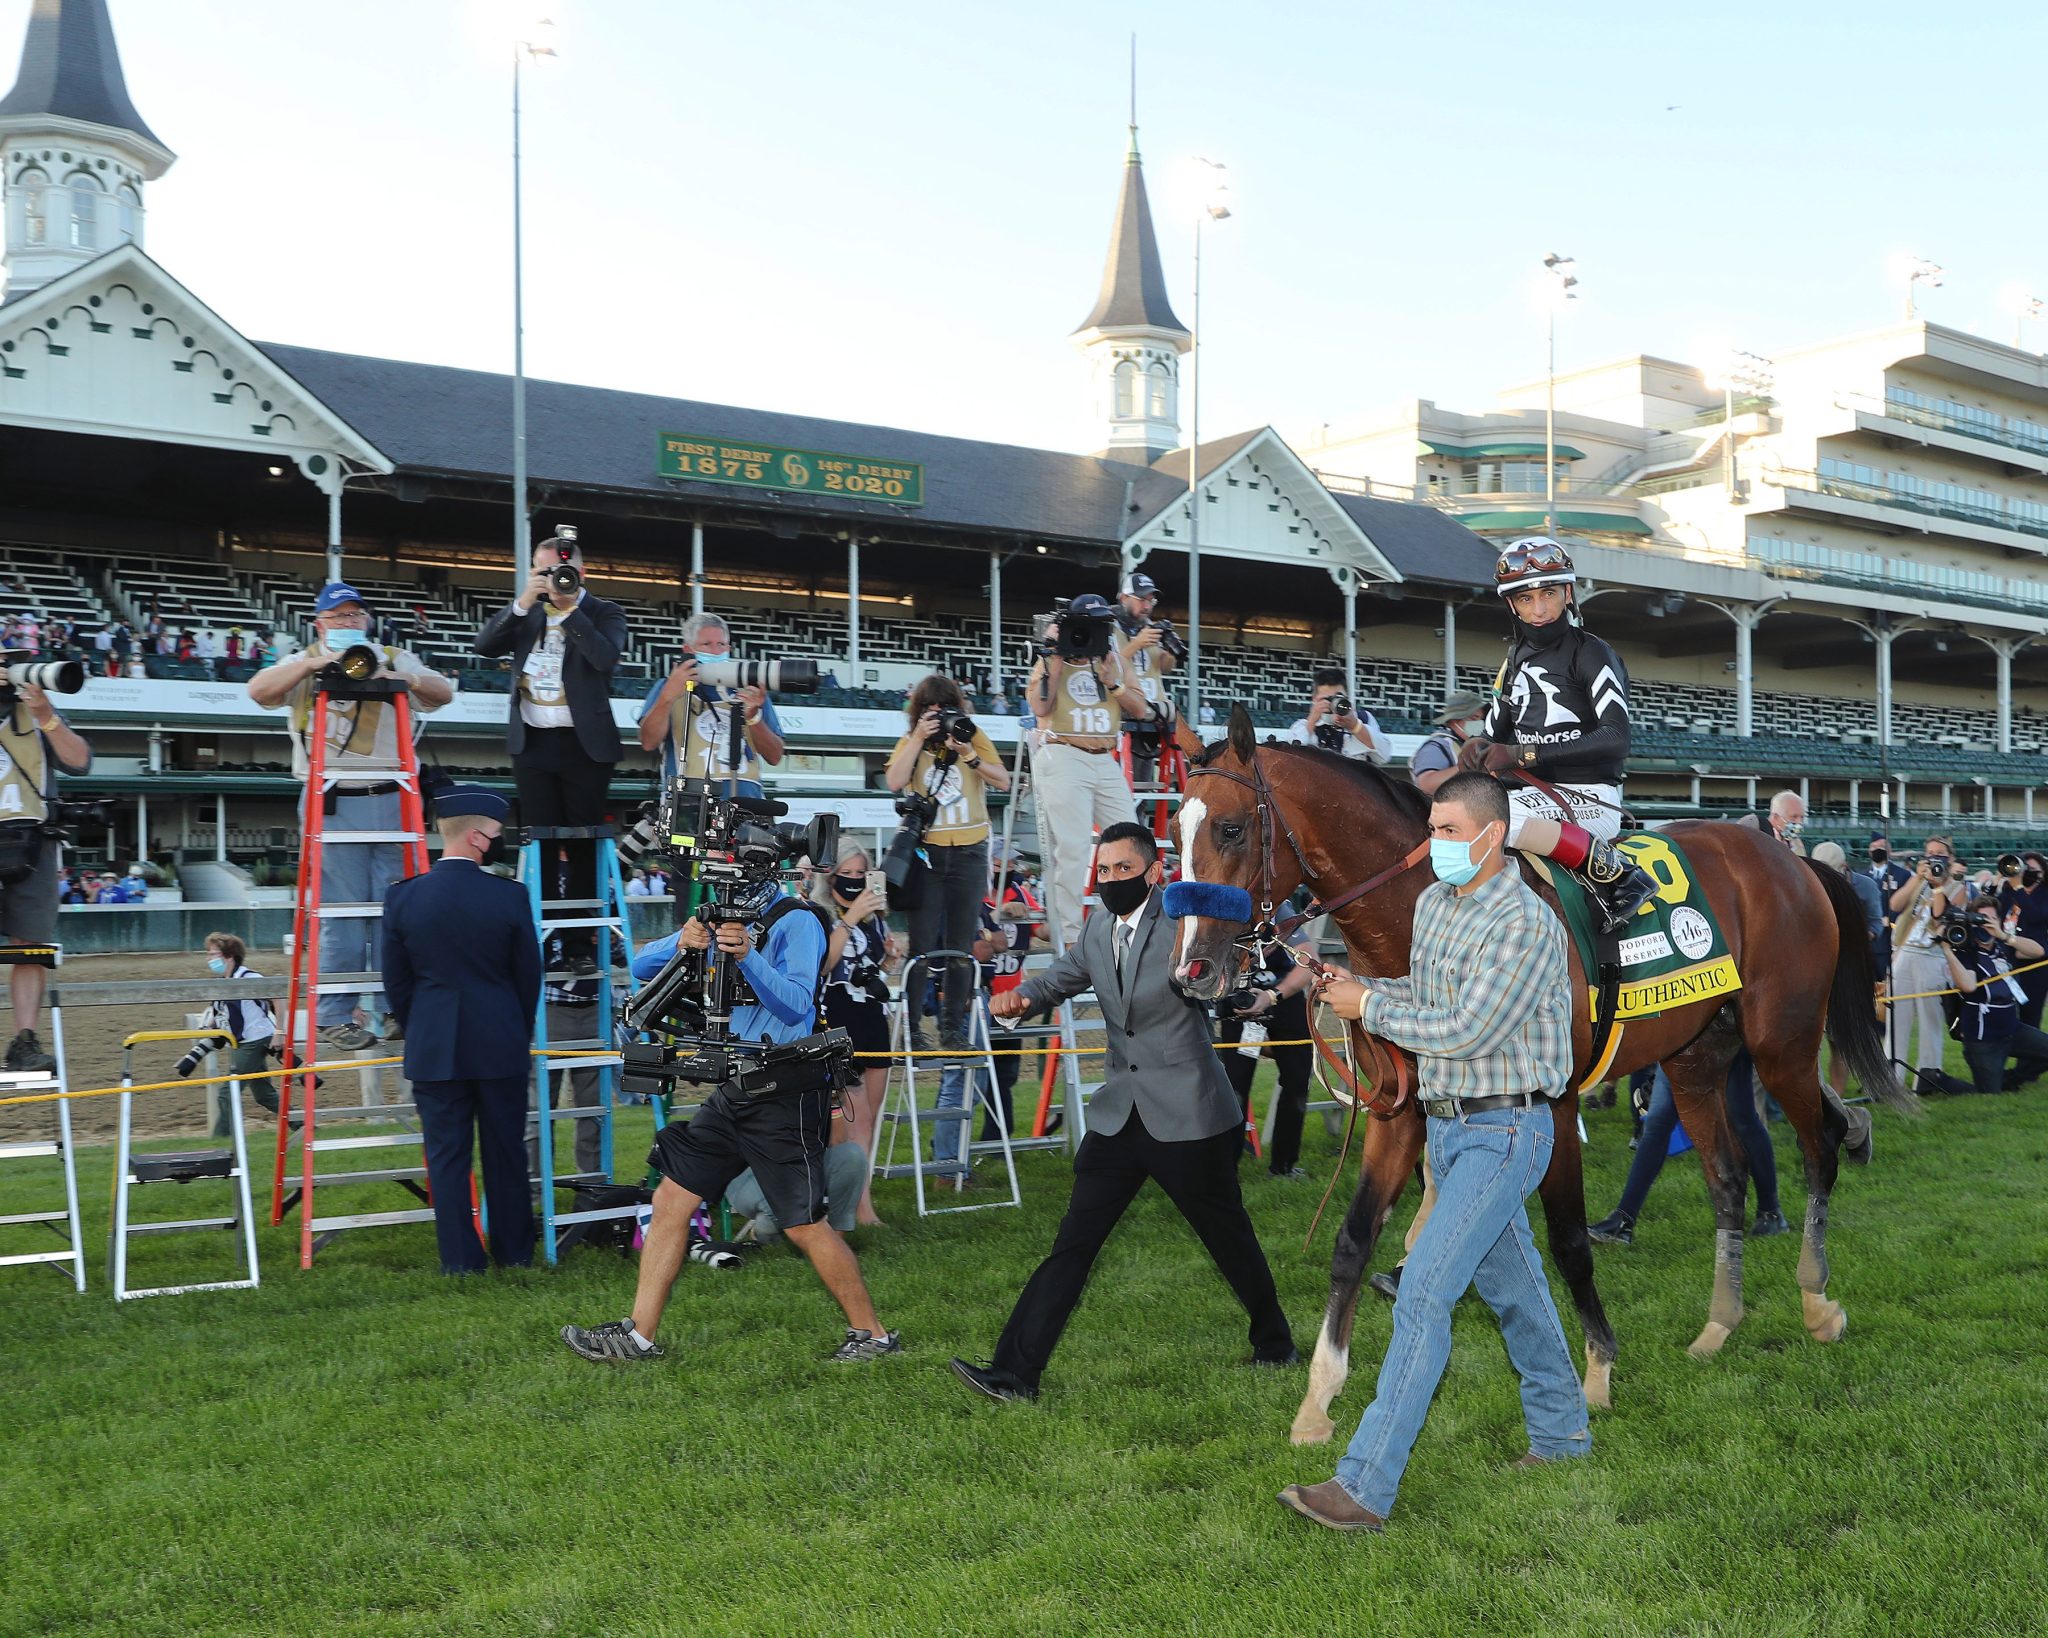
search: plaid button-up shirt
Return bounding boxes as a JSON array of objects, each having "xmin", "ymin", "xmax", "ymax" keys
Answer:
[{"xmin": 1360, "ymin": 864, "xmax": 1573, "ymax": 1104}]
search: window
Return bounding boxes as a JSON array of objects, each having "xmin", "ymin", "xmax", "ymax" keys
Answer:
[
  {"xmin": 1146, "ymin": 362, "xmax": 1171, "ymax": 419},
  {"xmin": 67, "ymin": 170, "xmax": 100, "ymax": 250},
  {"xmin": 1462, "ymin": 459, "xmax": 1563, "ymax": 494},
  {"xmin": 1113, "ymin": 360, "xmax": 1137, "ymax": 419},
  {"xmin": 18, "ymin": 167, "xmax": 47, "ymax": 245},
  {"xmin": 115, "ymin": 184, "xmax": 139, "ymax": 244}
]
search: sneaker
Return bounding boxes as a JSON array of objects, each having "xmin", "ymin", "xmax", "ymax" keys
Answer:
[
  {"xmin": 4, "ymin": 1029, "xmax": 55, "ymax": 1073},
  {"xmin": 319, "ymin": 1023, "xmax": 378, "ymax": 1052},
  {"xmin": 379, "ymin": 1013, "xmax": 404, "ymax": 1043},
  {"xmin": 1268, "ymin": 1166, "xmax": 1310, "ymax": 1182},
  {"xmin": 560, "ymin": 1319, "xmax": 662, "ymax": 1363},
  {"xmin": 1749, "ymin": 1209, "xmax": 1791, "ymax": 1238},
  {"xmin": 828, "ymin": 1327, "xmax": 903, "ymax": 1362},
  {"xmin": 1587, "ymin": 1211, "xmax": 1634, "ymax": 1247}
]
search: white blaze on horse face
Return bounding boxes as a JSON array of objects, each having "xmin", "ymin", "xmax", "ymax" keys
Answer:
[{"xmin": 1173, "ymin": 795, "xmax": 1210, "ymax": 968}]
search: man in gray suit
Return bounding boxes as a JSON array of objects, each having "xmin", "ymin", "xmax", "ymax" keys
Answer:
[{"xmin": 951, "ymin": 823, "xmax": 1296, "ymax": 1402}]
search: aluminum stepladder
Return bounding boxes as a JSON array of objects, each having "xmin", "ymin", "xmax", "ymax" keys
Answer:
[
  {"xmin": 874, "ymin": 951, "xmax": 1021, "ymax": 1217},
  {"xmin": 109, "ymin": 1029, "xmax": 260, "ymax": 1300},
  {"xmin": 0, "ymin": 943, "xmax": 83, "ymax": 1292},
  {"xmin": 271, "ymin": 676, "xmax": 437, "ymax": 1268},
  {"xmin": 519, "ymin": 824, "xmax": 637, "ymax": 1263}
]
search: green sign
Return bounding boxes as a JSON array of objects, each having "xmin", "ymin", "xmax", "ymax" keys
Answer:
[{"xmin": 658, "ymin": 432, "xmax": 925, "ymax": 507}]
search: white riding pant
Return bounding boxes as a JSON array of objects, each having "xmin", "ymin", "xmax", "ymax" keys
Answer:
[
  {"xmin": 1031, "ymin": 739, "xmax": 1138, "ymax": 949},
  {"xmin": 1506, "ymin": 782, "xmax": 1622, "ymax": 849}
]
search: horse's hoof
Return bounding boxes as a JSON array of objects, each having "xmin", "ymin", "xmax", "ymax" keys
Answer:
[
  {"xmin": 1687, "ymin": 1320, "xmax": 1736, "ymax": 1358},
  {"xmin": 1581, "ymin": 1365, "xmax": 1613, "ymax": 1412},
  {"xmin": 1803, "ymin": 1292, "xmax": 1847, "ymax": 1342},
  {"xmin": 1289, "ymin": 1413, "xmax": 1336, "ymax": 1446}
]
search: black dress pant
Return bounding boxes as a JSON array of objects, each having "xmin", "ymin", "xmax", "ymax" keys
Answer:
[
  {"xmin": 413, "ymin": 1076, "xmax": 534, "ymax": 1275},
  {"xmin": 1219, "ymin": 991, "xmax": 1313, "ymax": 1174},
  {"xmin": 992, "ymin": 1106, "xmax": 1294, "ymax": 1389},
  {"xmin": 513, "ymin": 726, "xmax": 615, "ymax": 956}
]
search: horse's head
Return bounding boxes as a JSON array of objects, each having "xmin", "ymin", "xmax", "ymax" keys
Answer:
[{"xmin": 1168, "ymin": 705, "xmax": 1306, "ymax": 1000}]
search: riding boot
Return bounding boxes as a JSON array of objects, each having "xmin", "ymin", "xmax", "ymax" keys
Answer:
[{"xmin": 1547, "ymin": 822, "xmax": 1657, "ymax": 934}]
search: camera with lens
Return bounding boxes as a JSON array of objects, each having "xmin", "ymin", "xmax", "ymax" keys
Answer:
[
  {"xmin": 1034, "ymin": 597, "xmax": 1114, "ymax": 662},
  {"xmin": 1996, "ymin": 852, "xmax": 2038, "ymax": 888},
  {"xmin": 0, "ymin": 652, "xmax": 87, "ymax": 703},
  {"xmin": 174, "ymin": 1032, "xmax": 232, "ymax": 1079},
  {"xmin": 1943, "ymin": 902, "xmax": 1993, "ymax": 952},
  {"xmin": 692, "ymin": 656, "xmax": 820, "ymax": 695},
  {"xmin": 932, "ymin": 703, "xmax": 977, "ymax": 748},
  {"xmin": 543, "ymin": 525, "xmax": 583, "ymax": 595},
  {"xmin": 1148, "ymin": 618, "xmax": 1189, "ymax": 662},
  {"xmin": 316, "ymin": 626, "xmax": 382, "ymax": 690},
  {"xmin": 1213, "ymin": 965, "xmax": 1279, "ymax": 1022}
]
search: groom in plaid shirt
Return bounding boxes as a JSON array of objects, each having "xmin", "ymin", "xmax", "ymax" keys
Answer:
[{"xmin": 1280, "ymin": 771, "xmax": 1591, "ymax": 1533}]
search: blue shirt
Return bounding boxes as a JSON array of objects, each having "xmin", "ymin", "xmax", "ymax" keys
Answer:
[
  {"xmin": 1959, "ymin": 942, "xmax": 2028, "ymax": 1042},
  {"xmin": 638, "ymin": 671, "xmax": 784, "ymax": 796},
  {"xmin": 630, "ymin": 890, "xmax": 826, "ymax": 1046}
]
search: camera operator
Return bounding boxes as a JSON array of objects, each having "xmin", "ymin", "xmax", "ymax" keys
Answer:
[
  {"xmin": 1995, "ymin": 852, "xmax": 2048, "ymax": 1047},
  {"xmin": 1408, "ymin": 690, "xmax": 1490, "ymax": 798},
  {"xmin": 639, "ymin": 612, "xmax": 785, "ymax": 798},
  {"xmin": 1111, "ymin": 571, "xmax": 1180, "ymax": 784},
  {"xmin": 193, "ymin": 932, "xmax": 278, "ymax": 1134},
  {"xmin": 248, "ymin": 583, "xmax": 453, "ymax": 1051},
  {"xmin": 1026, "ymin": 593, "xmax": 1149, "ymax": 949},
  {"xmin": 0, "ymin": 668, "xmax": 90, "ymax": 1073},
  {"xmin": 1889, "ymin": 834, "xmax": 1963, "ymax": 1092},
  {"xmin": 1939, "ymin": 899, "xmax": 2048, "ymax": 1095},
  {"xmin": 885, "ymin": 675, "xmax": 1009, "ymax": 1053},
  {"xmin": 1286, "ymin": 668, "xmax": 1392, "ymax": 765},
  {"xmin": 1216, "ymin": 924, "xmax": 1317, "ymax": 1180},
  {"xmin": 814, "ymin": 839, "xmax": 893, "ymax": 1228},
  {"xmin": 561, "ymin": 873, "xmax": 900, "ymax": 1365},
  {"xmin": 474, "ymin": 532, "xmax": 627, "ymax": 971}
]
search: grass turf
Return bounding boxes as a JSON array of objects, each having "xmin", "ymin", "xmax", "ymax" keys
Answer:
[{"xmin": 2, "ymin": 1066, "xmax": 2046, "ymax": 1637}]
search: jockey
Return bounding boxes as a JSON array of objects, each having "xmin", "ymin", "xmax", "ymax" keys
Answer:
[{"xmin": 1458, "ymin": 536, "xmax": 1656, "ymax": 932}]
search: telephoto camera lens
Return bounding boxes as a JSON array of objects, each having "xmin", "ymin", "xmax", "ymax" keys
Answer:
[
  {"xmin": 173, "ymin": 1042, "xmax": 212, "ymax": 1078},
  {"xmin": 3, "ymin": 659, "xmax": 86, "ymax": 694},
  {"xmin": 693, "ymin": 657, "xmax": 821, "ymax": 695}
]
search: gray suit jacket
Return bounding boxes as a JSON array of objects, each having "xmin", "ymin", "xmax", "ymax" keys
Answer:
[{"xmin": 1018, "ymin": 892, "xmax": 1241, "ymax": 1143}]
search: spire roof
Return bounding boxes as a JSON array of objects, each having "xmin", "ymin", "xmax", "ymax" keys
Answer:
[
  {"xmin": 0, "ymin": 0, "xmax": 165, "ymax": 153},
  {"xmin": 1072, "ymin": 128, "xmax": 1187, "ymax": 338}
]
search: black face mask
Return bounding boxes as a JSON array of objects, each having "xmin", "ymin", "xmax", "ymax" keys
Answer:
[
  {"xmin": 479, "ymin": 834, "xmax": 507, "ymax": 868},
  {"xmin": 831, "ymin": 873, "xmax": 865, "ymax": 900},
  {"xmin": 1095, "ymin": 874, "xmax": 1153, "ymax": 918},
  {"xmin": 1868, "ymin": 849, "xmax": 1889, "ymax": 866},
  {"xmin": 2026, "ymin": 868, "xmax": 2043, "ymax": 890},
  {"xmin": 1516, "ymin": 615, "xmax": 1572, "ymax": 650}
]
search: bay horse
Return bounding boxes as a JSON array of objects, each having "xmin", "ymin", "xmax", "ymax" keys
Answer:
[{"xmin": 1171, "ymin": 708, "xmax": 1911, "ymax": 1446}]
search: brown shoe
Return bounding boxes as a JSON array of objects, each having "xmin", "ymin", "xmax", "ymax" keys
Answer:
[
  {"xmin": 1511, "ymin": 1452, "xmax": 1555, "ymax": 1469},
  {"xmin": 1277, "ymin": 1479, "xmax": 1385, "ymax": 1533}
]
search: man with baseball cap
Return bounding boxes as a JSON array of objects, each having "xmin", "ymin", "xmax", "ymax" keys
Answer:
[
  {"xmin": 1112, "ymin": 571, "xmax": 1180, "ymax": 784},
  {"xmin": 1409, "ymin": 689, "xmax": 1491, "ymax": 798},
  {"xmin": 248, "ymin": 582, "xmax": 454, "ymax": 1051}
]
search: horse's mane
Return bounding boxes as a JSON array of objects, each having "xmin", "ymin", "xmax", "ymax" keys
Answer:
[{"xmin": 1191, "ymin": 733, "xmax": 1431, "ymax": 828}]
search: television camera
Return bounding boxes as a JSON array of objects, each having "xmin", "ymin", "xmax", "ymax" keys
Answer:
[{"xmin": 1033, "ymin": 597, "xmax": 1115, "ymax": 663}]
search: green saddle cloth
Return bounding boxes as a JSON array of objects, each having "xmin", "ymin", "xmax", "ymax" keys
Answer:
[{"xmin": 1548, "ymin": 832, "xmax": 1741, "ymax": 1022}]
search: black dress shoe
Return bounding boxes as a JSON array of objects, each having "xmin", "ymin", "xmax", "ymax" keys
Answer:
[
  {"xmin": 1587, "ymin": 1211, "xmax": 1634, "ymax": 1247},
  {"xmin": 950, "ymin": 1356, "xmax": 1037, "ymax": 1403},
  {"xmin": 1368, "ymin": 1266, "xmax": 1403, "ymax": 1302}
]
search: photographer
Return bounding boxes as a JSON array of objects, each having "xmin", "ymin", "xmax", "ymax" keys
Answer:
[
  {"xmin": 1025, "ymin": 594, "xmax": 1149, "ymax": 948},
  {"xmin": 248, "ymin": 583, "xmax": 453, "ymax": 1050},
  {"xmin": 1111, "ymin": 571, "xmax": 1180, "ymax": 783},
  {"xmin": 814, "ymin": 839, "xmax": 893, "ymax": 1228},
  {"xmin": 1216, "ymin": 925, "xmax": 1317, "ymax": 1180},
  {"xmin": 1888, "ymin": 834, "xmax": 1962, "ymax": 1091},
  {"xmin": 193, "ymin": 932, "xmax": 279, "ymax": 1134},
  {"xmin": 1408, "ymin": 690, "xmax": 1490, "ymax": 798},
  {"xmin": 1286, "ymin": 668, "xmax": 1392, "ymax": 765},
  {"xmin": 0, "ymin": 668, "xmax": 91, "ymax": 1073},
  {"xmin": 639, "ymin": 612, "xmax": 786, "ymax": 798},
  {"xmin": 885, "ymin": 675, "xmax": 1009, "ymax": 1053},
  {"xmin": 1995, "ymin": 852, "xmax": 2048, "ymax": 1047},
  {"xmin": 474, "ymin": 532, "xmax": 627, "ymax": 971},
  {"xmin": 562, "ymin": 874, "xmax": 900, "ymax": 1365},
  {"xmin": 1939, "ymin": 900, "xmax": 2048, "ymax": 1095}
]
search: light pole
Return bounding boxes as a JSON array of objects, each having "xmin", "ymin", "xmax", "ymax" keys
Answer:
[
  {"xmin": 2003, "ymin": 284, "xmax": 2044, "ymax": 348},
  {"xmin": 1541, "ymin": 252, "xmax": 1578, "ymax": 538},
  {"xmin": 1895, "ymin": 253, "xmax": 1943, "ymax": 320},
  {"xmin": 1697, "ymin": 343, "xmax": 1773, "ymax": 501},
  {"xmin": 511, "ymin": 16, "xmax": 557, "ymax": 587},
  {"xmin": 1185, "ymin": 157, "xmax": 1230, "ymax": 724}
]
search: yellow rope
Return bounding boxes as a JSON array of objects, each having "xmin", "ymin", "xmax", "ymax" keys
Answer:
[
  {"xmin": 0, "ymin": 1049, "xmax": 623, "ymax": 1110},
  {"xmin": 1881, "ymin": 950, "xmax": 2048, "ymax": 1006}
]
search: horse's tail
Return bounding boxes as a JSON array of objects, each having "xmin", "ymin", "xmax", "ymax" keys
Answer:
[{"xmin": 1802, "ymin": 857, "xmax": 1920, "ymax": 1118}]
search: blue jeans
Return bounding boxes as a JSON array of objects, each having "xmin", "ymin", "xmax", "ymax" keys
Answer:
[
  {"xmin": 308, "ymin": 790, "xmax": 401, "ymax": 1026},
  {"xmin": 934, "ymin": 1000, "xmax": 989, "ymax": 1170},
  {"xmin": 1614, "ymin": 1051, "xmax": 1778, "ymax": 1222},
  {"xmin": 1335, "ymin": 1103, "xmax": 1588, "ymax": 1516}
]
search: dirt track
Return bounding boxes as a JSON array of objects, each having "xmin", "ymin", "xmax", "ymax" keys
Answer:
[{"xmin": 1, "ymin": 951, "xmax": 404, "ymax": 1145}]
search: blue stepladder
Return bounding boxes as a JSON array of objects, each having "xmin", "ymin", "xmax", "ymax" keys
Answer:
[{"xmin": 516, "ymin": 824, "xmax": 641, "ymax": 1263}]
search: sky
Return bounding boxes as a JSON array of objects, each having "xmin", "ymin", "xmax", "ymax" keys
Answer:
[{"xmin": 14, "ymin": 0, "xmax": 2048, "ymax": 457}]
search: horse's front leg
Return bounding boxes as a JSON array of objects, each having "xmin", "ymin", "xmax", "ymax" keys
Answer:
[
  {"xmin": 1293, "ymin": 1107, "xmax": 1424, "ymax": 1446},
  {"xmin": 1533, "ymin": 1086, "xmax": 1618, "ymax": 1409}
]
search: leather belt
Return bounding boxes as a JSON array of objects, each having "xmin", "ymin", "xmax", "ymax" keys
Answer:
[
  {"xmin": 1420, "ymin": 1090, "xmax": 1545, "ymax": 1120},
  {"xmin": 1048, "ymin": 737, "xmax": 1114, "ymax": 755},
  {"xmin": 333, "ymin": 781, "xmax": 401, "ymax": 797}
]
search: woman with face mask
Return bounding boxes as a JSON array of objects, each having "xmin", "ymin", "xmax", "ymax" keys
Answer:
[
  {"xmin": 1995, "ymin": 850, "xmax": 2048, "ymax": 1056},
  {"xmin": 812, "ymin": 841, "xmax": 894, "ymax": 1227},
  {"xmin": 198, "ymin": 933, "xmax": 279, "ymax": 1137}
]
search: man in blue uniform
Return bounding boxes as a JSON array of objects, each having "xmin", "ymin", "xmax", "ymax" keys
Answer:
[{"xmin": 381, "ymin": 786, "xmax": 542, "ymax": 1275}]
